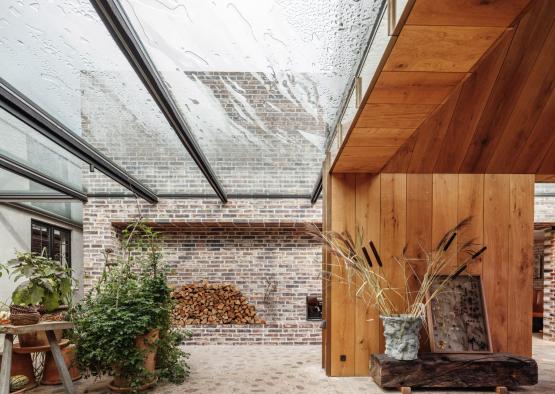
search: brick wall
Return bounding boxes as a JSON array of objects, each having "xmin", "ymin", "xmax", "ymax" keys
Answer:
[
  {"xmin": 83, "ymin": 198, "xmax": 323, "ymax": 344},
  {"xmin": 80, "ymin": 70, "xmax": 325, "ymax": 195},
  {"xmin": 543, "ymin": 229, "xmax": 555, "ymax": 340}
]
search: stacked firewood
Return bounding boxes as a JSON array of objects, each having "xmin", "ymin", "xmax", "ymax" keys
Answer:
[{"xmin": 171, "ymin": 281, "xmax": 266, "ymax": 325}]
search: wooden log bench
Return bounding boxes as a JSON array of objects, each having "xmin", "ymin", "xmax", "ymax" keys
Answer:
[
  {"xmin": 0, "ymin": 322, "xmax": 75, "ymax": 394},
  {"xmin": 370, "ymin": 353, "xmax": 538, "ymax": 394}
]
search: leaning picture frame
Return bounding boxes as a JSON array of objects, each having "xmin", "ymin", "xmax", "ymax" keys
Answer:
[{"xmin": 425, "ymin": 274, "xmax": 492, "ymax": 353}]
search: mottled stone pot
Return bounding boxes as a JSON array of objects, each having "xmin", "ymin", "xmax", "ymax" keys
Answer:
[{"xmin": 381, "ymin": 315, "xmax": 422, "ymax": 360}]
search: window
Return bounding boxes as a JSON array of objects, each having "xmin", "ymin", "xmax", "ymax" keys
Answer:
[{"xmin": 31, "ymin": 220, "xmax": 71, "ymax": 267}]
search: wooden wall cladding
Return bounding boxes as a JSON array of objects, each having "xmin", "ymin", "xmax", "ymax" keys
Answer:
[
  {"xmin": 323, "ymin": 173, "xmax": 534, "ymax": 377},
  {"xmin": 332, "ymin": 0, "xmax": 555, "ymax": 176}
]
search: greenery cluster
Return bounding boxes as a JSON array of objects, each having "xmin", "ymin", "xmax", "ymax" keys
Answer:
[
  {"xmin": 0, "ymin": 251, "xmax": 73, "ymax": 312},
  {"xmin": 71, "ymin": 222, "xmax": 190, "ymax": 390}
]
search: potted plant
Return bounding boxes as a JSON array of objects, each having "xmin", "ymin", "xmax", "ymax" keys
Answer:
[
  {"xmin": 315, "ymin": 217, "xmax": 487, "ymax": 360},
  {"xmin": 72, "ymin": 221, "xmax": 190, "ymax": 392},
  {"xmin": 0, "ymin": 251, "xmax": 73, "ymax": 346}
]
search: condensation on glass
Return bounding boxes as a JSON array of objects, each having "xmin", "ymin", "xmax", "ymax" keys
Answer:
[
  {"xmin": 0, "ymin": 0, "xmax": 213, "ymax": 195},
  {"xmin": 120, "ymin": 0, "xmax": 386, "ymax": 194}
]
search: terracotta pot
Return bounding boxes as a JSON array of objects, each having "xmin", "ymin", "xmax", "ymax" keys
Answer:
[
  {"xmin": 0, "ymin": 352, "xmax": 37, "ymax": 392},
  {"xmin": 111, "ymin": 329, "xmax": 160, "ymax": 392},
  {"xmin": 18, "ymin": 329, "xmax": 63, "ymax": 348},
  {"xmin": 41, "ymin": 344, "xmax": 81, "ymax": 385}
]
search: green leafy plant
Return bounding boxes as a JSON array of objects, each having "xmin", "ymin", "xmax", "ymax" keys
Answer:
[
  {"xmin": 71, "ymin": 221, "xmax": 190, "ymax": 391},
  {"xmin": 0, "ymin": 251, "xmax": 73, "ymax": 312}
]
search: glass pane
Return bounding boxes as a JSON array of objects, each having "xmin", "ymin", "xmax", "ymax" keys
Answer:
[
  {"xmin": 120, "ymin": 0, "xmax": 386, "ymax": 194},
  {"xmin": 0, "ymin": 167, "xmax": 64, "ymax": 195},
  {"xmin": 22, "ymin": 201, "xmax": 83, "ymax": 224},
  {"xmin": 360, "ymin": 4, "xmax": 390, "ymax": 101},
  {"xmin": 0, "ymin": 0, "xmax": 213, "ymax": 194},
  {"xmin": 52, "ymin": 228, "xmax": 71, "ymax": 265},
  {"xmin": 0, "ymin": 106, "xmax": 128, "ymax": 194},
  {"xmin": 31, "ymin": 222, "xmax": 50, "ymax": 257},
  {"xmin": 0, "ymin": 107, "xmax": 83, "ymax": 191}
]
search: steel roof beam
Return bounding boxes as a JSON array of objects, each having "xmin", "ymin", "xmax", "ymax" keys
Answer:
[
  {"xmin": 91, "ymin": 0, "xmax": 228, "ymax": 203},
  {"xmin": 0, "ymin": 79, "xmax": 158, "ymax": 204}
]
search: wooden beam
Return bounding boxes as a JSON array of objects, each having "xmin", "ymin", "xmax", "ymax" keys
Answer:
[
  {"xmin": 384, "ymin": 26, "xmax": 504, "ymax": 72},
  {"xmin": 406, "ymin": 0, "xmax": 532, "ymax": 27}
]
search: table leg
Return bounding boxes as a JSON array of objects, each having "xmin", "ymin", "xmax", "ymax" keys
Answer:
[
  {"xmin": 46, "ymin": 330, "xmax": 75, "ymax": 393},
  {"xmin": 0, "ymin": 334, "xmax": 13, "ymax": 394}
]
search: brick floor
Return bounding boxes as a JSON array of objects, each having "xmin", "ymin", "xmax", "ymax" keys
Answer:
[{"xmin": 27, "ymin": 335, "xmax": 555, "ymax": 393}]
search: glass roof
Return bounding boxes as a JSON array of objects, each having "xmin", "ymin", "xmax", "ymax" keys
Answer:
[
  {"xmin": 0, "ymin": 0, "xmax": 213, "ymax": 195},
  {"xmin": 20, "ymin": 201, "xmax": 83, "ymax": 223},
  {"xmin": 121, "ymin": 0, "xmax": 385, "ymax": 194},
  {"xmin": 0, "ymin": 106, "xmax": 128, "ymax": 195},
  {"xmin": 0, "ymin": 167, "xmax": 64, "ymax": 196},
  {"xmin": 1, "ymin": 0, "xmax": 385, "ymax": 197}
]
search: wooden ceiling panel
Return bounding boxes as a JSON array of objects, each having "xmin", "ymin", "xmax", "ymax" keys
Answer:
[
  {"xmin": 333, "ymin": 146, "xmax": 400, "ymax": 173},
  {"xmin": 407, "ymin": 83, "xmax": 463, "ymax": 172},
  {"xmin": 368, "ymin": 71, "xmax": 466, "ymax": 105},
  {"xmin": 406, "ymin": 0, "xmax": 531, "ymax": 27},
  {"xmin": 487, "ymin": 23, "xmax": 555, "ymax": 173},
  {"xmin": 460, "ymin": 0, "xmax": 555, "ymax": 172},
  {"xmin": 331, "ymin": 0, "xmax": 553, "ymax": 176},
  {"xmin": 345, "ymin": 128, "xmax": 414, "ymax": 147},
  {"xmin": 434, "ymin": 29, "xmax": 514, "ymax": 172},
  {"xmin": 383, "ymin": 26, "xmax": 505, "ymax": 72},
  {"xmin": 357, "ymin": 103, "xmax": 435, "ymax": 129},
  {"xmin": 513, "ymin": 90, "xmax": 555, "ymax": 173}
]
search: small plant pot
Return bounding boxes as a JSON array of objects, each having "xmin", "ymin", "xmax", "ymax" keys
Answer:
[
  {"xmin": 41, "ymin": 344, "xmax": 81, "ymax": 385},
  {"xmin": 109, "ymin": 329, "xmax": 160, "ymax": 392},
  {"xmin": 381, "ymin": 315, "xmax": 422, "ymax": 360},
  {"xmin": 9, "ymin": 313, "xmax": 40, "ymax": 326}
]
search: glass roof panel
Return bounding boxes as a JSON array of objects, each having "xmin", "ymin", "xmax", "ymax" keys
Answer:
[
  {"xmin": 121, "ymin": 0, "xmax": 386, "ymax": 195},
  {"xmin": 0, "ymin": 167, "xmax": 64, "ymax": 195},
  {"xmin": 0, "ymin": 106, "xmax": 128, "ymax": 194},
  {"xmin": 0, "ymin": 0, "xmax": 213, "ymax": 195},
  {"xmin": 19, "ymin": 201, "xmax": 83, "ymax": 224}
]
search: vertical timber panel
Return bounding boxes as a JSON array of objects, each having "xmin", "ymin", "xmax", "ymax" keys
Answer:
[
  {"xmin": 458, "ymin": 174, "xmax": 484, "ymax": 275},
  {"xmin": 483, "ymin": 174, "xmax": 510, "ymax": 352},
  {"xmin": 432, "ymin": 174, "xmax": 459, "ymax": 271},
  {"xmin": 329, "ymin": 173, "xmax": 357, "ymax": 376},
  {"xmin": 406, "ymin": 174, "xmax": 433, "ymax": 352},
  {"xmin": 322, "ymin": 157, "xmax": 331, "ymax": 370},
  {"xmin": 508, "ymin": 174, "xmax": 534, "ymax": 356},
  {"xmin": 380, "ymin": 173, "xmax": 407, "ymax": 347},
  {"xmin": 354, "ymin": 174, "xmax": 381, "ymax": 375}
]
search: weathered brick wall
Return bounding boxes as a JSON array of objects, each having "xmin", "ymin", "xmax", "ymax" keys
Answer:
[
  {"xmin": 535, "ymin": 184, "xmax": 555, "ymax": 223},
  {"xmin": 83, "ymin": 198, "xmax": 323, "ymax": 344},
  {"xmin": 80, "ymin": 71, "xmax": 325, "ymax": 195},
  {"xmin": 542, "ymin": 229, "xmax": 555, "ymax": 340}
]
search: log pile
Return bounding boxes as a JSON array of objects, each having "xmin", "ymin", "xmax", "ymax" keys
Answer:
[{"xmin": 171, "ymin": 281, "xmax": 266, "ymax": 325}]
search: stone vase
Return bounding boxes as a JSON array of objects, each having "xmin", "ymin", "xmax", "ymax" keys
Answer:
[{"xmin": 381, "ymin": 315, "xmax": 422, "ymax": 360}]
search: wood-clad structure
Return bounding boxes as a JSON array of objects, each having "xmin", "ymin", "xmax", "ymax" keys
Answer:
[
  {"xmin": 323, "ymin": 173, "xmax": 534, "ymax": 376},
  {"xmin": 322, "ymin": 0, "xmax": 553, "ymax": 378},
  {"xmin": 332, "ymin": 0, "xmax": 555, "ymax": 175}
]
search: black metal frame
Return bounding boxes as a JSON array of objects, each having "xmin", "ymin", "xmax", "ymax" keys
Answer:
[
  {"xmin": 90, "ymin": 0, "xmax": 228, "ymax": 204},
  {"xmin": 310, "ymin": 173, "xmax": 323, "ymax": 205},
  {"xmin": 0, "ymin": 78, "xmax": 158, "ymax": 204},
  {"xmin": 0, "ymin": 194, "xmax": 77, "ymax": 202},
  {"xmin": 0, "ymin": 153, "xmax": 88, "ymax": 202},
  {"xmin": 87, "ymin": 193, "xmax": 313, "ymax": 200}
]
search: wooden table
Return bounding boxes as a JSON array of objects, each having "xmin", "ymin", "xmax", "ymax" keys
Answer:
[
  {"xmin": 370, "ymin": 352, "xmax": 538, "ymax": 393},
  {"xmin": 0, "ymin": 321, "xmax": 75, "ymax": 394}
]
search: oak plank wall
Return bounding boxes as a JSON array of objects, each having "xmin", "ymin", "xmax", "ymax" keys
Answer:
[{"xmin": 322, "ymin": 173, "xmax": 534, "ymax": 376}]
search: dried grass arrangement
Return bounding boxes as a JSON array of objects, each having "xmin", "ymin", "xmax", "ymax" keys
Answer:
[{"xmin": 313, "ymin": 217, "xmax": 487, "ymax": 319}]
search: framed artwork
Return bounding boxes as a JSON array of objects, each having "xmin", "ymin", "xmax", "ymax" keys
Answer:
[{"xmin": 426, "ymin": 275, "xmax": 492, "ymax": 353}]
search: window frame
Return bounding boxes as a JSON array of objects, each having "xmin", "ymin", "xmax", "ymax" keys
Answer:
[{"xmin": 30, "ymin": 219, "xmax": 71, "ymax": 267}]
